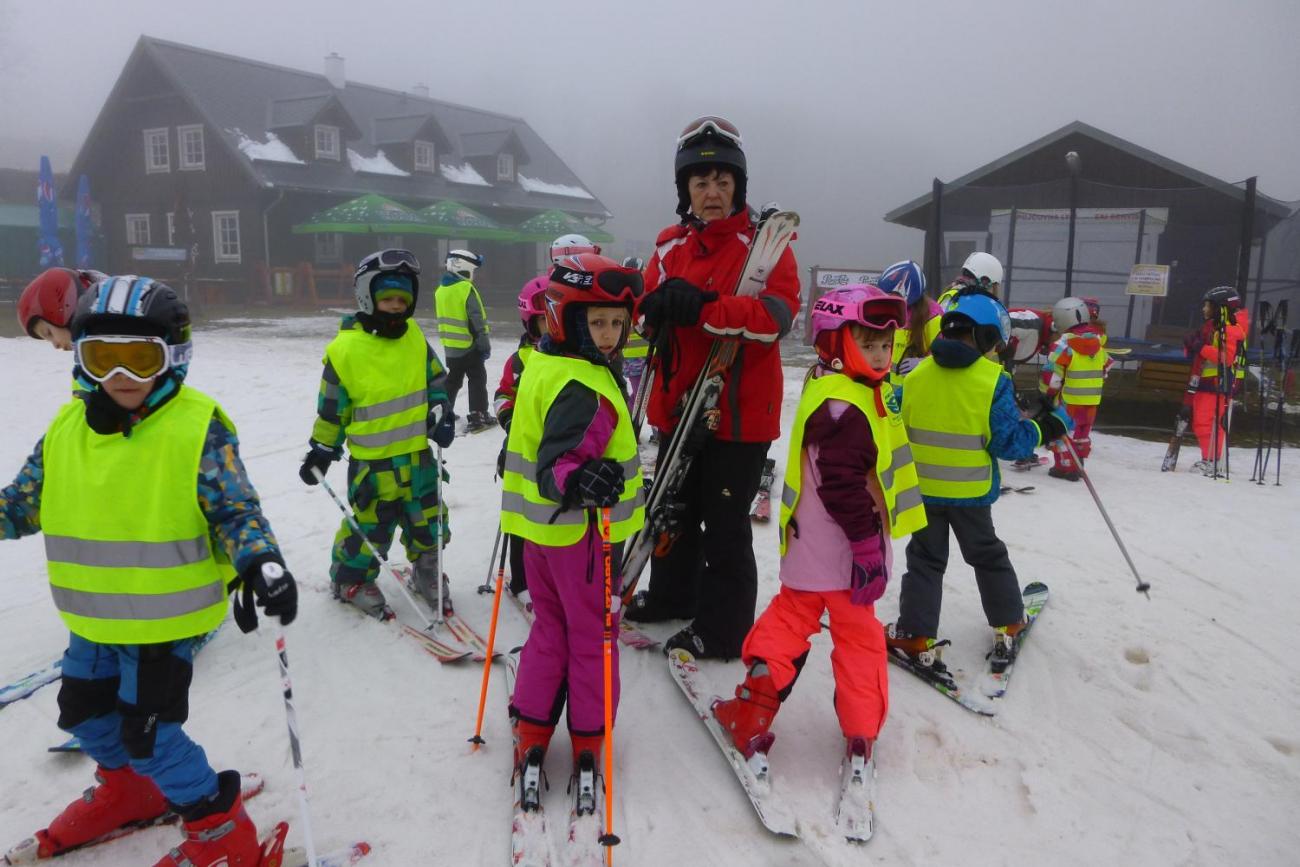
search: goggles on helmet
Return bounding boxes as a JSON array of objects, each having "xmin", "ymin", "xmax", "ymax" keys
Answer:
[
  {"xmin": 550, "ymin": 263, "xmax": 645, "ymax": 303},
  {"xmin": 676, "ymin": 116, "xmax": 743, "ymax": 150},
  {"xmin": 75, "ymin": 335, "xmax": 191, "ymax": 383},
  {"xmin": 359, "ymin": 248, "xmax": 421, "ymax": 275}
]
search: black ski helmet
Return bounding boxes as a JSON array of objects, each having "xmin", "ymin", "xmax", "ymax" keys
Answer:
[
  {"xmin": 674, "ymin": 115, "xmax": 747, "ymax": 220},
  {"xmin": 1203, "ymin": 285, "xmax": 1239, "ymax": 311},
  {"xmin": 71, "ymin": 275, "xmax": 191, "ymax": 345}
]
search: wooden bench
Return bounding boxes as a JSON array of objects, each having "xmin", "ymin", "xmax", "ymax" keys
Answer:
[{"xmin": 1137, "ymin": 360, "xmax": 1193, "ymax": 393}]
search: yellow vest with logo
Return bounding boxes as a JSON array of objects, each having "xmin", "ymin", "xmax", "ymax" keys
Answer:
[
  {"xmin": 42, "ymin": 386, "xmax": 233, "ymax": 644},
  {"xmin": 890, "ymin": 310, "xmax": 943, "ymax": 382},
  {"xmin": 500, "ymin": 352, "xmax": 644, "ymax": 546},
  {"xmin": 622, "ymin": 329, "xmax": 649, "ymax": 361},
  {"xmin": 1061, "ymin": 340, "xmax": 1108, "ymax": 406},
  {"xmin": 901, "ymin": 355, "xmax": 1002, "ymax": 499},
  {"xmin": 436, "ymin": 279, "xmax": 486, "ymax": 352},
  {"xmin": 326, "ymin": 320, "xmax": 430, "ymax": 461},
  {"xmin": 779, "ymin": 372, "xmax": 927, "ymax": 555}
]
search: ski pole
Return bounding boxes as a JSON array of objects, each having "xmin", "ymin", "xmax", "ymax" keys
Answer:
[
  {"xmin": 312, "ymin": 469, "xmax": 436, "ymax": 630},
  {"xmin": 1060, "ymin": 437, "xmax": 1151, "ymax": 598},
  {"xmin": 469, "ymin": 535, "xmax": 510, "ymax": 751},
  {"xmin": 435, "ymin": 444, "xmax": 446, "ymax": 625},
  {"xmin": 274, "ymin": 628, "xmax": 319, "ymax": 867},
  {"xmin": 476, "ymin": 522, "xmax": 505, "ymax": 595},
  {"xmin": 598, "ymin": 507, "xmax": 620, "ymax": 864}
]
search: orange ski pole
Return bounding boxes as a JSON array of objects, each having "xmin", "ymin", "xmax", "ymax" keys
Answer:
[
  {"xmin": 469, "ymin": 532, "xmax": 510, "ymax": 751},
  {"xmin": 598, "ymin": 507, "xmax": 621, "ymax": 863}
]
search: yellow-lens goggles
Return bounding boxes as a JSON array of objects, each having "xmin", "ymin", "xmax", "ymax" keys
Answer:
[{"xmin": 76, "ymin": 336, "xmax": 168, "ymax": 383}]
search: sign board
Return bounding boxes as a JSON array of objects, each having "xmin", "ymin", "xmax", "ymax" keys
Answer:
[
  {"xmin": 131, "ymin": 246, "xmax": 188, "ymax": 262},
  {"xmin": 1125, "ymin": 264, "xmax": 1169, "ymax": 297},
  {"xmin": 811, "ymin": 267, "xmax": 882, "ymax": 290}
]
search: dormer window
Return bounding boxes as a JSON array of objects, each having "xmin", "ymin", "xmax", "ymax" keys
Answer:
[
  {"xmin": 414, "ymin": 140, "xmax": 436, "ymax": 173},
  {"xmin": 497, "ymin": 152, "xmax": 515, "ymax": 182},
  {"xmin": 314, "ymin": 124, "xmax": 340, "ymax": 160}
]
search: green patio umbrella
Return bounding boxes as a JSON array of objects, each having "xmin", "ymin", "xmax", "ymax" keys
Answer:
[
  {"xmin": 415, "ymin": 200, "xmax": 519, "ymax": 241},
  {"xmin": 291, "ymin": 194, "xmax": 439, "ymax": 235},
  {"xmin": 514, "ymin": 209, "xmax": 614, "ymax": 244}
]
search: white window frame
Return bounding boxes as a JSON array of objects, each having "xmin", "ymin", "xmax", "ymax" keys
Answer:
[
  {"xmin": 414, "ymin": 139, "xmax": 435, "ymax": 172},
  {"xmin": 125, "ymin": 213, "xmax": 151, "ymax": 246},
  {"xmin": 496, "ymin": 152, "xmax": 515, "ymax": 181},
  {"xmin": 177, "ymin": 124, "xmax": 205, "ymax": 171},
  {"xmin": 166, "ymin": 212, "xmax": 176, "ymax": 246},
  {"xmin": 314, "ymin": 232, "xmax": 343, "ymax": 264},
  {"xmin": 211, "ymin": 210, "xmax": 242, "ymax": 264},
  {"xmin": 143, "ymin": 128, "xmax": 170, "ymax": 174},
  {"xmin": 314, "ymin": 124, "xmax": 340, "ymax": 160}
]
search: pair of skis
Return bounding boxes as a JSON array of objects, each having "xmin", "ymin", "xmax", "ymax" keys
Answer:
[
  {"xmin": 391, "ymin": 566, "xmax": 498, "ymax": 664},
  {"xmin": 749, "ymin": 458, "xmax": 777, "ymax": 522}
]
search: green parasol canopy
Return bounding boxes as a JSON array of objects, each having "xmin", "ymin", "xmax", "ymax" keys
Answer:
[
  {"xmin": 415, "ymin": 200, "xmax": 519, "ymax": 241},
  {"xmin": 291, "ymin": 194, "xmax": 440, "ymax": 235},
  {"xmin": 514, "ymin": 209, "xmax": 614, "ymax": 244}
]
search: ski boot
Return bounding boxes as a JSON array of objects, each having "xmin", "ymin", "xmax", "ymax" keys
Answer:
[
  {"xmin": 623, "ymin": 590, "xmax": 690, "ymax": 625},
  {"xmin": 154, "ymin": 770, "xmax": 259, "ymax": 867},
  {"xmin": 988, "ymin": 621, "xmax": 1027, "ymax": 674},
  {"xmin": 1189, "ymin": 459, "xmax": 1211, "ymax": 474},
  {"xmin": 512, "ymin": 720, "xmax": 555, "ymax": 813},
  {"xmin": 834, "ymin": 736, "xmax": 876, "ymax": 841},
  {"xmin": 712, "ymin": 661, "xmax": 781, "ymax": 778},
  {"xmin": 885, "ymin": 623, "xmax": 956, "ymax": 688},
  {"xmin": 465, "ymin": 411, "xmax": 496, "ymax": 434},
  {"xmin": 1047, "ymin": 466, "xmax": 1081, "ymax": 482},
  {"xmin": 28, "ymin": 764, "xmax": 167, "ymax": 858},
  {"xmin": 412, "ymin": 552, "xmax": 453, "ymax": 617},
  {"xmin": 664, "ymin": 625, "xmax": 737, "ymax": 661},
  {"xmin": 1011, "ymin": 456, "xmax": 1041, "ymax": 470},
  {"xmin": 332, "ymin": 580, "xmax": 394, "ymax": 620}
]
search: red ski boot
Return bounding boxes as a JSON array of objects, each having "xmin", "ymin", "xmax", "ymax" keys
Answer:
[
  {"xmin": 153, "ymin": 770, "xmax": 260, "ymax": 867},
  {"xmin": 712, "ymin": 662, "xmax": 782, "ymax": 758},
  {"xmin": 32, "ymin": 764, "xmax": 167, "ymax": 857}
]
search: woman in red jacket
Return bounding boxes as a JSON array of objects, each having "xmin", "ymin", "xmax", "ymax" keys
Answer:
[
  {"xmin": 1184, "ymin": 286, "xmax": 1245, "ymax": 473},
  {"xmin": 624, "ymin": 116, "xmax": 801, "ymax": 659}
]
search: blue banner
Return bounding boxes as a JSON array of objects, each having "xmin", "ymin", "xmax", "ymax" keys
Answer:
[
  {"xmin": 75, "ymin": 174, "xmax": 92, "ymax": 269},
  {"xmin": 37, "ymin": 156, "xmax": 64, "ymax": 268}
]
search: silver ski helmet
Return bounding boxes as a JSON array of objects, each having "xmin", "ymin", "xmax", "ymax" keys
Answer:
[{"xmin": 354, "ymin": 248, "xmax": 420, "ymax": 315}]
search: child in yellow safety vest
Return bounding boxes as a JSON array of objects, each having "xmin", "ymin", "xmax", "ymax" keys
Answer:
[{"xmin": 1041, "ymin": 297, "xmax": 1112, "ymax": 481}]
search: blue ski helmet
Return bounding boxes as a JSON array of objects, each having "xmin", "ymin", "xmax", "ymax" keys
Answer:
[
  {"xmin": 877, "ymin": 260, "xmax": 927, "ymax": 307},
  {"xmin": 940, "ymin": 292, "xmax": 1011, "ymax": 354}
]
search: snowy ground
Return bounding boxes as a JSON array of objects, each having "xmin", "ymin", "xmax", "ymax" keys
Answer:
[{"xmin": 1, "ymin": 317, "xmax": 1298, "ymax": 866}]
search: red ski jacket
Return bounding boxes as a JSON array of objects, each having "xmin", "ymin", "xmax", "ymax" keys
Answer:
[{"xmin": 640, "ymin": 210, "xmax": 800, "ymax": 443}]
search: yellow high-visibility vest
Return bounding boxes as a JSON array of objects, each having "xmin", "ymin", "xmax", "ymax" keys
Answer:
[
  {"xmin": 901, "ymin": 355, "xmax": 1002, "ymax": 499},
  {"xmin": 325, "ymin": 321, "xmax": 430, "ymax": 461}
]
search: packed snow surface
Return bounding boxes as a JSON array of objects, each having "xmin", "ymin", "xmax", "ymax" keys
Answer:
[{"xmin": 1, "ymin": 318, "xmax": 1297, "ymax": 865}]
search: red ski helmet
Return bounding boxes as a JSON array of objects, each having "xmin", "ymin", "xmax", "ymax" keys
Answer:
[
  {"xmin": 18, "ymin": 268, "xmax": 100, "ymax": 337},
  {"xmin": 544, "ymin": 253, "xmax": 643, "ymax": 348}
]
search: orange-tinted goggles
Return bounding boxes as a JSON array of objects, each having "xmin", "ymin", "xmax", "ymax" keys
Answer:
[{"xmin": 75, "ymin": 335, "xmax": 175, "ymax": 383}]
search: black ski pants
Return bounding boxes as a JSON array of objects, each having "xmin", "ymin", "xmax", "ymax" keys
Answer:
[
  {"xmin": 445, "ymin": 352, "xmax": 488, "ymax": 415},
  {"xmin": 897, "ymin": 503, "xmax": 1024, "ymax": 638},
  {"xmin": 643, "ymin": 437, "xmax": 770, "ymax": 655}
]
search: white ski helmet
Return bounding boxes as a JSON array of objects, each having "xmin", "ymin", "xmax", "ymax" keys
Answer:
[
  {"xmin": 446, "ymin": 249, "xmax": 483, "ymax": 279},
  {"xmin": 961, "ymin": 251, "xmax": 1004, "ymax": 288},
  {"xmin": 1052, "ymin": 296, "xmax": 1089, "ymax": 332},
  {"xmin": 550, "ymin": 234, "xmax": 600, "ymax": 264}
]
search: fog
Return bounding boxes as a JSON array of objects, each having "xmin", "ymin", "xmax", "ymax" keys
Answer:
[{"xmin": 2, "ymin": 0, "xmax": 1297, "ymax": 269}]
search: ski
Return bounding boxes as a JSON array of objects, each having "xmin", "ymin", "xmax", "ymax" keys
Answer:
[
  {"xmin": 391, "ymin": 566, "xmax": 484, "ymax": 662},
  {"xmin": 505, "ymin": 646, "xmax": 558, "ymax": 867},
  {"xmin": 4, "ymin": 774, "xmax": 264, "ymax": 864},
  {"xmin": 1009, "ymin": 455, "xmax": 1050, "ymax": 471},
  {"xmin": 562, "ymin": 754, "xmax": 606, "ymax": 867},
  {"xmin": 832, "ymin": 739, "xmax": 876, "ymax": 843},
  {"xmin": 749, "ymin": 458, "xmax": 777, "ymax": 522},
  {"xmin": 399, "ymin": 623, "xmax": 472, "ymax": 664},
  {"xmin": 1162, "ymin": 372, "xmax": 1201, "ymax": 472},
  {"xmin": 621, "ymin": 208, "xmax": 799, "ymax": 603},
  {"xmin": 666, "ymin": 648, "xmax": 799, "ymax": 837},
  {"xmin": 886, "ymin": 649, "xmax": 995, "ymax": 716},
  {"xmin": 979, "ymin": 582, "xmax": 1050, "ymax": 699},
  {"xmin": 999, "ymin": 485, "xmax": 1035, "ymax": 494},
  {"xmin": 279, "ymin": 838, "xmax": 372, "ymax": 867},
  {"xmin": 0, "ymin": 661, "xmax": 61, "ymax": 710}
]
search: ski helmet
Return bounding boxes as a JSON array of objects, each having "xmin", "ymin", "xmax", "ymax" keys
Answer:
[
  {"xmin": 960, "ymin": 251, "xmax": 1004, "ymax": 289},
  {"xmin": 621, "ymin": 256, "xmax": 644, "ymax": 271},
  {"xmin": 550, "ymin": 234, "xmax": 600, "ymax": 264},
  {"xmin": 518, "ymin": 275, "xmax": 549, "ymax": 336},
  {"xmin": 1007, "ymin": 308, "xmax": 1051, "ymax": 363},
  {"xmin": 674, "ymin": 115, "xmax": 747, "ymax": 220},
  {"xmin": 812, "ymin": 285, "xmax": 906, "ymax": 381},
  {"xmin": 71, "ymin": 275, "xmax": 193, "ymax": 385},
  {"xmin": 1052, "ymin": 297, "xmax": 1089, "ymax": 332},
  {"xmin": 877, "ymin": 260, "xmax": 927, "ymax": 308},
  {"xmin": 544, "ymin": 253, "xmax": 643, "ymax": 350},
  {"xmin": 18, "ymin": 268, "xmax": 100, "ymax": 337},
  {"xmin": 353, "ymin": 248, "xmax": 420, "ymax": 315},
  {"xmin": 940, "ymin": 292, "xmax": 1011, "ymax": 354},
  {"xmin": 1204, "ymin": 285, "xmax": 1239, "ymax": 309},
  {"xmin": 446, "ymin": 249, "xmax": 483, "ymax": 279},
  {"xmin": 1081, "ymin": 296, "xmax": 1102, "ymax": 320}
]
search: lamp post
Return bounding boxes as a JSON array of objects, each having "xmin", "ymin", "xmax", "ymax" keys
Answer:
[{"xmin": 1064, "ymin": 150, "xmax": 1082, "ymax": 297}]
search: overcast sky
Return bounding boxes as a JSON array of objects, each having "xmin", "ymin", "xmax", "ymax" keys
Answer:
[{"xmin": 1, "ymin": 0, "xmax": 1296, "ymax": 269}]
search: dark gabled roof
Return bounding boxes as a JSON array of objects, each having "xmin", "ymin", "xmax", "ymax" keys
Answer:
[
  {"xmin": 372, "ymin": 114, "xmax": 449, "ymax": 150},
  {"xmin": 885, "ymin": 121, "xmax": 1290, "ymax": 232},
  {"xmin": 70, "ymin": 35, "xmax": 609, "ymax": 217},
  {"xmin": 460, "ymin": 129, "xmax": 529, "ymax": 162},
  {"xmin": 268, "ymin": 93, "xmax": 333, "ymax": 128}
]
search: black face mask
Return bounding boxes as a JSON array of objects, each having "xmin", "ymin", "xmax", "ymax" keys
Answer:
[
  {"xmin": 357, "ymin": 310, "xmax": 409, "ymax": 339},
  {"xmin": 82, "ymin": 387, "xmax": 134, "ymax": 435}
]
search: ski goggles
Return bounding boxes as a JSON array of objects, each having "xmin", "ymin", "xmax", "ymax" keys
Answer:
[
  {"xmin": 676, "ymin": 116, "xmax": 743, "ymax": 150},
  {"xmin": 551, "ymin": 263, "xmax": 644, "ymax": 302},
  {"xmin": 75, "ymin": 335, "xmax": 191, "ymax": 383},
  {"xmin": 357, "ymin": 248, "xmax": 421, "ymax": 276}
]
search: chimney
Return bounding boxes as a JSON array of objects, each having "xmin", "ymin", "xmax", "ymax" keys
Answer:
[
  {"xmin": 324, "ymin": 52, "xmax": 345, "ymax": 89},
  {"xmin": 412, "ymin": 83, "xmax": 430, "ymax": 99}
]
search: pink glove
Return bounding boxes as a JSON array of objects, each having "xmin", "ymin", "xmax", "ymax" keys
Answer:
[{"xmin": 849, "ymin": 537, "xmax": 887, "ymax": 607}]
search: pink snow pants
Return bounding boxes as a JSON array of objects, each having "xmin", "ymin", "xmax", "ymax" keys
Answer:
[{"xmin": 511, "ymin": 530, "xmax": 620, "ymax": 735}]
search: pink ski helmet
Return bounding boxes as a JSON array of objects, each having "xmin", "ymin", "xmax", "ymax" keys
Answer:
[
  {"xmin": 811, "ymin": 285, "xmax": 906, "ymax": 381},
  {"xmin": 518, "ymin": 275, "xmax": 549, "ymax": 337}
]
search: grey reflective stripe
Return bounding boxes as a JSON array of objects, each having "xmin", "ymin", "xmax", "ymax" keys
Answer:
[
  {"xmin": 781, "ymin": 483, "xmax": 797, "ymax": 509},
  {"xmin": 880, "ymin": 442, "xmax": 915, "ymax": 490},
  {"xmin": 893, "ymin": 484, "xmax": 924, "ymax": 516},
  {"xmin": 501, "ymin": 488, "xmax": 645, "ymax": 527},
  {"xmin": 907, "ymin": 428, "xmax": 986, "ymax": 450},
  {"xmin": 322, "ymin": 381, "xmax": 341, "ymax": 400},
  {"xmin": 50, "ymin": 581, "xmax": 223, "ymax": 621},
  {"xmin": 354, "ymin": 390, "xmax": 425, "ymax": 422},
  {"xmin": 439, "ymin": 317, "xmax": 470, "ymax": 330},
  {"xmin": 1064, "ymin": 386, "xmax": 1103, "ymax": 396},
  {"xmin": 1065, "ymin": 369, "xmax": 1102, "ymax": 379},
  {"xmin": 915, "ymin": 462, "xmax": 991, "ymax": 482},
  {"xmin": 504, "ymin": 452, "xmax": 640, "ymax": 481},
  {"xmin": 45, "ymin": 534, "xmax": 210, "ymax": 569},
  {"xmin": 349, "ymin": 419, "xmax": 427, "ymax": 449}
]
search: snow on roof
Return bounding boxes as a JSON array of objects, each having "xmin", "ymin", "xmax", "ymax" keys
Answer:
[
  {"xmin": 441, "ymin": 162, "xmax": 490, "ymax": 187},
  {"xmin": 518, "ymin": 174, "xmax": 594, "ymax": 200},
  {"xmin": 229, "ymin": 128, "xmax": 305, "ymax": 165},
  {"xmin": 348, "ymin": 148, "xmax": 409, "ymax": 177}
]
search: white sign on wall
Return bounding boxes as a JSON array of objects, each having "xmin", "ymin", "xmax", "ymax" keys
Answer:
[{"xmin": 1125, "ymin": 264, "xmax": 1170, "ymax": 297}]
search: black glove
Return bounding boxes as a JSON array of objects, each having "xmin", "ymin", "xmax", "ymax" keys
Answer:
[
  {"xmin": 1177, "ymin": 405, "xmax": 1192, "ymax": 424},
  {"xmin": 496, "ymin": 439, "xmax": 508, "ymax": 478},
  {"xmin": 678, "ymin": 416, "xmax": 712, "ymax": 459},
  {"xmin": 232, "ymin": 556, "xmax": 298, "ymax": 634},
  {"xmin": 429, "ymin": 401, "xmax": 456, "ymax": 449},
  {"xmin": 298, "ymin": 444, "xmax": 335, "ymax": 486},
  {"xmin": 565, "ymin": 458, "xmax": 625, "ymax": 508},
  {"xmin": 640, "ymin": 278, "xmax": 717, "ymax": 329},
  {"xmin": 1032, "ymin": 398, "xmax": 1069, "ymax": 442}
]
